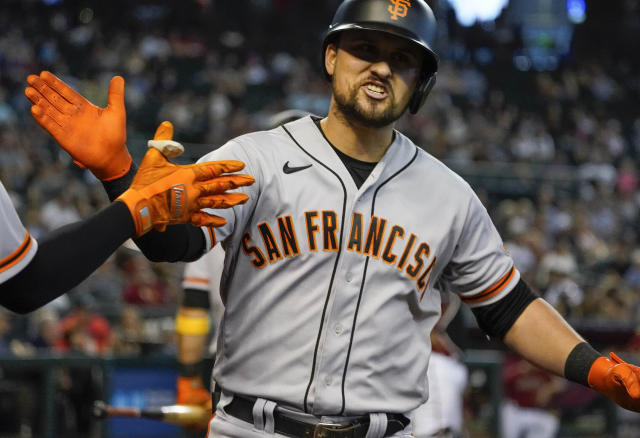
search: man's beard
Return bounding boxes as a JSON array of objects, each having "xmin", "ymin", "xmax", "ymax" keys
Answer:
[{"xmin": 332, "ymin": 78, "xmax": 407, "ymax": 128}]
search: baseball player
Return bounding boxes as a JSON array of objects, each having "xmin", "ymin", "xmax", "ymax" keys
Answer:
[
  {"xmin": 0, "ymin": 120, "xmax": 253, "ymax": 314},
  {"xmin": 26, "ymin": 1, "xmax": 640, "ymax": 437}
]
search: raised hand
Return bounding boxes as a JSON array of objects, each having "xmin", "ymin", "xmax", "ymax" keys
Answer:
[
  {"xmin": 116, "ymin": 121, "xmax": 254, "ymax": 236},
  {"xmin": 25, "ymin": 71, "xmax": 131, "ymax": 181}
]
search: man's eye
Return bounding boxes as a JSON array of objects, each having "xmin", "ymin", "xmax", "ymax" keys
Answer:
[
  {"xmin": 354, "ymin": 44, "xmax": 377, "ymax": 59},
  {"xmin": 391, "ymin": 53, "xmax": 418, "ymax": 70}
]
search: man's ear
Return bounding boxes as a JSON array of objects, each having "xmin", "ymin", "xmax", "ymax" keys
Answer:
[{"xmin": 325, "ymin": 43, "xmax": 337, "ymax": 77}]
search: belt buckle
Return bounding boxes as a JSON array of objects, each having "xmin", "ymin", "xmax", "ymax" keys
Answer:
[{"xmin": 313, "ymin": 422, "xmax": 352, "ymax": 438}]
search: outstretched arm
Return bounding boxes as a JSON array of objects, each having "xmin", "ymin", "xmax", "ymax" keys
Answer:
[
  {"xmin": 504, "ymin": 297, "xmax": 640, "ymax": 412},
  {"xmin": 503, "ymin": 298, "xmax": 583, "ymax": 376}
]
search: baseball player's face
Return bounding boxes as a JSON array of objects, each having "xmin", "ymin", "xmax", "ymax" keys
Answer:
[{"xmin": 326, "ymin": 30, "xmax": 423, "ymax": 128}]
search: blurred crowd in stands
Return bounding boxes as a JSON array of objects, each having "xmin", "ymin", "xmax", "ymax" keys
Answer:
[
  {"xmin": 3, "ymin": 0, "xmax": 640, "ymax": 436},
  {"xmin": 1, "ymin": 0, "xmax": 640, "ymax": 361}
]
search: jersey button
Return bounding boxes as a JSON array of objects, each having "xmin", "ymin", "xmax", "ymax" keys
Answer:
[
  {"xmin": 324, "ymin": 375, "xmax": 333, "ymax": 386},
  {"xmin": 346, "ymin": 273, "xmax": 353, "ymax": 282},
  {"xmin": 334, "ymin": 324, "xmax": 344, "ymax": 335}
]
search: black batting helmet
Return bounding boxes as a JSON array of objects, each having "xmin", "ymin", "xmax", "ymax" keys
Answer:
[{"xmin": 321, "ymin": 0, "xmax": 439, "ymax": 114}]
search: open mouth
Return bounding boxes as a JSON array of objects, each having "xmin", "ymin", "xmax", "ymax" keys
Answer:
[{"xmin": 362, "ymin": 82, "xmax": 388, "ymax": 99}]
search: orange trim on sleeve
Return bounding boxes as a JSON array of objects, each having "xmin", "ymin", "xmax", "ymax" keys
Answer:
[
  {"xmin": 461, "ymin": 266, "xmax": 515, "ymax": 304},
  {"xmin": 0, "ymin": 230, "xmax": 34, "ymax": 272},
  {"xmin": 183, "ymin": 277, "xmax": 210, "ymax": 286}
]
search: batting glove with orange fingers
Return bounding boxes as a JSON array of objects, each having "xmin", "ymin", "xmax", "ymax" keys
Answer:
[
  {"xmin": 25, "ymin": 71, "xmax": 130, "ymax": 181},
  {"xmin": 588, "ymin": 352, "xmax": 640, "ymax": 412},
  {"xmin": 117, "ymin": 146, "xmax": 254, "ymax": 236},
  {"xmin": 177, "ymin": 376, "xmax": 213, "ymax": 408}
]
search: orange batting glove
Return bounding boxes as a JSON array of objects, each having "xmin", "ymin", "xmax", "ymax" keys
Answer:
[
  {"xmin": 116, "ymin": 123, "xmax": 254, "ymax": 236},
  {"xmin": 588, "ymin": 352, "xmax": 640, "ymax": 412},
  {"xmin": 177, "ymin": 376, "xmax": 213, "ymax": 409},
  {"xmin": 25, "ymin": 71, "xmax": 131, "ymax": 181}
]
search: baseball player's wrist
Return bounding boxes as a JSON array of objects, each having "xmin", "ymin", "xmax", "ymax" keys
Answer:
[
  {"xmin": 116, "ymin": 190, "xmax": 153, "ymax": 236},
  {"xmin": 179, "ymin": 361, "xmax": 204, "ymax": 378},
  {"xmin": 102, "ymin": 162, "xmax": 138, "ymax": 202},
  {"xmin": 92, "ymin": 148, "xmax": 133, "ymax": 182},
  {"xmin": 564, "ymin": 342, "xmax": 602, "ymax": 386}
]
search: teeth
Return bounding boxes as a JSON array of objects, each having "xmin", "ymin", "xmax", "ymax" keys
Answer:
[{"xmin": 366, "ymin": 84, "xmax": 385, "ymax": 93}]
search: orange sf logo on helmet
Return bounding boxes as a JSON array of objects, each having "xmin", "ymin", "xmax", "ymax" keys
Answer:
[{"xmin": 388, "ymin": 0, "xmax": 412, "ymax": 20}]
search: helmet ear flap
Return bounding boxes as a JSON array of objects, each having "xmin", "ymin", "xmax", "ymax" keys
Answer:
[{"xmin": 408, "ymin": 73, "xmax": 436, "ymax": 114}]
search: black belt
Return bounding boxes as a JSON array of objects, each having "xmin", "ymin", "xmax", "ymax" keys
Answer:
[{"xmin": 225, "ymin": 395, "xmax": 409, "ymax": 438}]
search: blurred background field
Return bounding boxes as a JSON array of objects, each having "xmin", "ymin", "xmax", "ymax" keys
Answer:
[{"xmin": 1, "ymin": 0, "xmax": 640, "ymax": 436}]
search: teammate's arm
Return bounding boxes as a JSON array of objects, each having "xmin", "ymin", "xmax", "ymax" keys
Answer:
[
  {"xmin": 1, "ymin": 121, "xmax": 251, "ymax": 313},
  {"xmin": 176, "ymin": 292, "xmax": 213, "ymax": 410},
  {"xmin": 0, "ymin": 201, "xmax": 133, "ymax": 313},
  {"xmin": 175, "ymin": 246, "xmax": 226, "ymax": 412}
]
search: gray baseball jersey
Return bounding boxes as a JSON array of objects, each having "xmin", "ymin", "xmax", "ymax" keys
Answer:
[
  {"xmin": 0, "ymin": 181, "xmax": 38, "ymax": 283},
  {"xmin": 197, "ymin": 116, "xmax": 519, "ymax": 415}
]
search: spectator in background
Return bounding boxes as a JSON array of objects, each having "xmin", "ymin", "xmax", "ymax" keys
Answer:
[
  {"xmin": 111, "ymin": 305, "xmax": 147, "ymax": 355},
  {"xmin": 623, "ymin": 249, "xmax": 640, "ymax": 289},
  {"xmin": 28, "ymin": 309, "xmax": 61, "ymax": 352},
  {"xmin": 56, "ymin": 297, "xmax": 113, "ymax": 355},
  {"xmin": 501, "ymin": 354, "xmax": 564, "ymax": 438},
  {"xmin": 122, "ymin": 252, "xmax": 169, "ymax": 306},
  {"xmin": 1, "ymin": 4, "xmax": 640, "ymax": 437},
  {"xmin": 0, "ymin": 309, "xmax": 13, "ymax": 354},
  {"xmin": 542, "ymin": 262, "xmax": 584, "ymax": 319},
  {"xmin": 40, "ymin": 191, "xmax": 81, "ymax": 231}
]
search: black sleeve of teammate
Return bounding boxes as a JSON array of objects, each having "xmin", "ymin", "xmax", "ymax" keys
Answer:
[
  {"xmin": 470, "ymin": 278, "xmax": 539, "ymax": 339},
  {"xmin": 101, "ymin": 162, "xmax": 206, "ymax": 262},
  {"xmin": 0, "ymin": 202, "xmax": 134, "ymax": 314},
  {"xmin": 182, "ymin": 289, "xmax": 211, "ymax": 309}
]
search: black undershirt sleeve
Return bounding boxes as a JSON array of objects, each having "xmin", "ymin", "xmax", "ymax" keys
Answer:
[
  {"xmin": 0, "ymin": 202, "xmax": 134, "ymax": 314},
  {"xmin": 470, "ymin": 278, "xmax": 539, "ymax": 339},
  {"xmin": 101, "ymin": 162, "xmax": 206, "ymax": 262},
  {"xmin": 182, "ymin": 288, "xmax": 211, "ymax": 309}
]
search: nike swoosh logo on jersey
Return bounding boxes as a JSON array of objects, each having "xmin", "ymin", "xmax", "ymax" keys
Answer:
[{"xmin": 283, "ymin": 161, "xmax": 312, "ymax": 174}]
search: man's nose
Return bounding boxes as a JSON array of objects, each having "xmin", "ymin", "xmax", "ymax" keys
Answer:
[{"xmin": 369, "ymin": 59, "xmax": 392, "ymax": 79}]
